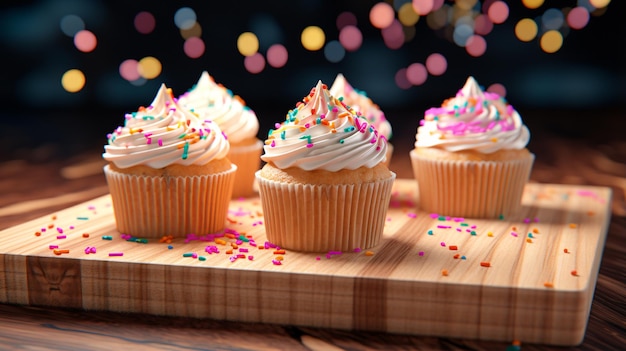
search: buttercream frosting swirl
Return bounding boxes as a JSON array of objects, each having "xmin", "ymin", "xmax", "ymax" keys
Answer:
[
  {"xmin": 329, "ymin": 73, "xmax": 392, "ymax": 140},
  {"xmin": 178, "ymin": 71, "xmax": 259, "ymax": 144},
  {"xmin": 103, "ymin": 83, "xmax": 230, "ymax": 169},
  {"xmin": 261, "ymin": 80, "xmax": 388, "ymax": 171},
  {"xmin": 415, "ymin": 76, "xmax": 530, "ymax": 153}
]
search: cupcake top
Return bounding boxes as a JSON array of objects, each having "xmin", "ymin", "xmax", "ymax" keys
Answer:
[
  {"xmin": 329, "ymin": 73, "xmax": 392, "ymax": 140},
  {"xmin": 415, "ymin": 76, "xmax": 530, "ymax": 154},
  {"xmin": 261, "ymin": 80, "xmax": 388, "ymax": 172},
  {"xmin": 178, "ymin": 71, "xmax": 259, "ymax": 144},
  {"xmin": 103, "ymin": 83, "xmax": 230, "ymax": 169}
]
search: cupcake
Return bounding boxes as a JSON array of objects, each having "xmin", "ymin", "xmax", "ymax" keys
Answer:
[
  {"xmin": 409, "ymin": 76, "xmax": 534, "ymax": 218},
  {"xmin": 329, "ymin": 73, "xmax": 393, "ymax": 167},
  {"xmin": 256, "ymin": 80, "xmax": 396, "ymax": 252},
  {"xmin": 102, "ymin": 83, "xmax": 236, "ymax": 238},
  {"xmin": 178, "ymin": 71, "xmax": 262, "ymax": 198}
]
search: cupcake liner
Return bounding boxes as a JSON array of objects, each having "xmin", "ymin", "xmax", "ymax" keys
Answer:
[
  {"xmin": 228, "ymin": 139, "xmax": 263, "ymax": 198},
  {"xmin": 104, "ymin": 164, "xmax": 237, "ymax": 238},
  {"xmin": 410, "ymin": 150, "xmax": 534, "ymax": 218},
  {"xmin": 256, "ymin": 171, "xmax": 396, "ymax": 252}
]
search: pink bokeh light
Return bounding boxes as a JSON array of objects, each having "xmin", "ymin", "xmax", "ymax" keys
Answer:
[
  {"xmin": 267, "ymin": 44, "xmax": 288, "ymax": 68},
  {"xmin": 74, "ymin": 30, "xmax": 97, "ymax": 53},
  {"xmin": 425, "ymin": 53, "xmax": 447, "ymax": 76},
  {"xmin": 183, "ymin": 37, "xmax": 205, "ymax": 58},
  {"xmin": 244, "ymin": 52, "xmax": 266, "ymax": 74},
  {"xmin": 134, "ymin": 11, "xmax": 156, "ymax": 34},
  {"xmin": 406, "ymin": 63, "xmax": 428, "ymax": 85},
  {"xmin": 339, "ymin": 25, "xmax": 363, "ymax": 52}
]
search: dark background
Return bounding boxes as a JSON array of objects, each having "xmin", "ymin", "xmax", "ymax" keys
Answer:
[{"xmin": 0, "ymin": 0, "xmax": 624, "ymax": 162}]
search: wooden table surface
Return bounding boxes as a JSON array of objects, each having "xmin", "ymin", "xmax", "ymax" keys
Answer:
[{"xmin": 0, "ymin": 111, "xmax": 624, "ymax": 351}]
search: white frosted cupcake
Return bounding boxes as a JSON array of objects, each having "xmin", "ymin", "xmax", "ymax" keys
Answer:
[
  {"xmin": 330, "ymin": 73, "xmax": 393, "ymax": 167},
  {"xmin": 257, "ymin": 80, "xmax": 395, "ymax": 252},
  {"xmin": 103, "ymin": 83, "xmax": 236, "ymax": 238},
  {"xmin": 410, "ymin": 76, "xmax": 534, "ymax": 218},
  {"xmin": 179, "ymin": 71, "xmax": 262, "ymax": 198}
]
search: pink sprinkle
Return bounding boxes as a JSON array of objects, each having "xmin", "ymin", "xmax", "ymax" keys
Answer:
[
  {"xmin": 69, "ymin": 226, "xmax": 75, "ymax": 230},
  {"xmin": 239, "ymin": 248, "xmax": 249, "ymax": 253},
  {"xmin": 437, "ymin": 225, "xmax": 451, "ymax": 229},
  {"xmin": 429, "ymin": 213, "xmax": 439, "ymax": 218},
  {"xmin": 90, "ymin": 247, "xmax": 97, "ymax": 254},
  {"xmin": 471, "ymin": 225, "xmax": 477, "ymax": 229},
  {"xmin": 353, "ymin": 247, "xmax": 362, "ymax": 253},
  {"xmin": 524, "ymin": 218, "xmax": 531, "ymax": 223},
  {"xmin": 108, "ymin": 252, "xmax": 124, "ymax": 257},
  {"xmin": 306, "ymin": 143, "xmax": 313, "ymax": 148},
  {"xmin": 456, "ymin": 228, "xmax": 462, "ymax": 232},
  {"xmin": 316, "ymin": 256, "xmax": 321, "ymax": 260},
  {"xmin": 248, "ymin": 256, "xmax": 254, "ymax": 260},
  {"xmin": 511, "ymin": 232, "xmax": 518, "ymax": 237},
  {"xmin": 56, "ymin": 227, "xmax": 63, "ymax": 234},
  {"xmin": 272, "ymin": 259, "xmax": 282, "ymax": 265},
  {"xmin": 534, "ymin": 217, "xmax": 540, "ymax": 222},
  {"xmin": 49, "ymin": 245, "xmax": 58, "ymax": 249},
  {"xmin": 453, "ymin": 217, "xmax": 465, "ymax": 222},
  {"xmin": 440, "ymin": 242, "xmax": 446, "ymax": 247},
  {"xmin": 158, "ymin": 139, "xmax": 163, "ymax": 146},
  {"xmin": 418, "ymin": 251, "xmax": 424, "ymax": 256},
  {"xmin": 271, "ymin": 140, "xmax": 276, "ymax": 147},
  {"xmin": 222, "ymin": 131, "xmax": 228, "ymax": 140},
  {"xmin": 192, "ymin": 253, "xmax": 198, "ymax": 259},
  {"xmin": 274, "ymin": 122, "xmax": 281, "ymax": 128},
  {"xmin": 407, "ymin": 213, "xmax": 417, "ymax": 218},
  {"xmin": 57, "ymin": 235, "xmax": 66, "ymax": 239},
  {"xmin": 84, "ymin": 247, "xmax": 92, "ymax": 254}
]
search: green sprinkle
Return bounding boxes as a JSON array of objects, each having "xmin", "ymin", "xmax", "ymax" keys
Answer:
[
  {"xmin": 198, "ymin": 256, "xmax": 207, "ymax": 261},
  {"xmin": 460, "ymin": 223, "xmax": 469, "ymax": 227},
  {"xmin": 102, "ymin": 235, "xmax": 113, "ymax": 240},
  {"xmin": 438, "ymin": 216, "xmax": 446, "ymax": 221},
  {"xmin": 178, "ymin": 133, "xmax": 187, "ymax": 139},
  {"xmin": 238, "ymin": 235, "xmax": 250, "ymax": 242},
  {"xmin": 142, "ymin": 115, "xmax": 155, "ymax": 120},
  {"xmin": 499, "ymin": 214, "xmax": 505, "ymax": 220},
  {"xmin": 427, "ymin": 230, "xmax": 434, "ymax": 235},
  {"xmin": 182, "ymin": 142, "xmax": 189, "ymax": 160},
  {"xmin": 280, "ymin": 130, "xmax": 286, "ymax": 140},
  {"xmin": 339, "ymin": 139, "xmax": 345, "ymax": 144},
  {"xmin": 182, "ymin": 252, "xmax": 194, "ymax": 257},
  {"xmin": 470, "ymin": 231, "xmax": 477, "ymax": 236},
  {"xmin": 76, "ymin": 217, "xmax": 89, "ymax": 220}
]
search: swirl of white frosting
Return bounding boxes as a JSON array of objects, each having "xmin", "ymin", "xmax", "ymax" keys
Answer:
[
  {"xmin": 329, "ymin": 73, "xmax": 392, "ymax": 140},
  {"xmin": 103, "ymin": 83, "xmax": 230, "ymax": 169},
  {"xmin": 261, "ymin": 81, "xmax": 388, "ymax": 172},
  {"xmin": 178, "ymin": 71, "xmax": 259, "ymax": 144},
  {"xmin": 415, "ymin": 76, "xmax": 530, "ymax": 153}
]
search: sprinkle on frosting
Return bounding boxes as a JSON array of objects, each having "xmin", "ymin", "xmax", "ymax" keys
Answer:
[
  {"xmin": 103, "ymin": 83, "xmax": 230, "ymax": 169},
  {"xmin": 261, "ymin": 80, "xmax": 388, "ymax": 171},
  {"xmin": 415, "ymin": 76, "xmax": 530, "ymax": 153}
]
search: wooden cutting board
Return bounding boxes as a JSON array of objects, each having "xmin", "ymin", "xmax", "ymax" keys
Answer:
[{"xmin": 0, "ymin": 179, "xmax": 611, "ymax": 346}]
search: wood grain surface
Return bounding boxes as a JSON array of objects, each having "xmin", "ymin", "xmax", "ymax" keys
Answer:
[{"xmin": 0, "ymin": 118, "xmax": 624, "ymax": 351}]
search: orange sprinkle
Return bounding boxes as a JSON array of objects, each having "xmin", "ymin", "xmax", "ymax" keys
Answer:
[
  {"xmin": 365, "ymin": 251, "xmax": 375, "ymax": 256},
  {"xmin": 225, "ymin": 249, "xmax": 233, "ymax": 255},
  {"xmin": 258, "ymin": 246, "xmax": 265, "ymax": 250},
  {"xmin": 587, "ymin": 211, "xmax": 595, "ymax": 216},
  {"xmin": 564, "ymin": 248, "xmax": 569, "ymax": 253},
  {"xmin": 512, "ymin": 340, "xmax": 522, "ymax": 346},
  {"xmin": 53, "ymin": 249, "xmax": 70, "ymax": 255},
  {"xmin": 230, "ymin": 243, "xmax": 238, "ymax": 249},
  {"xmin": 453, "ymin": 254, "xmax": 460, "ymax": 259},
  {"xmin": 215, "ymin": 238, "xmax": 227, "ymax": 245},
  {"xmin": 480, "ymin": 261, "xmax": 491, "ymax": 267},
  {"xmin": 491, "ymin": 137, "xmax": 498, "ymax": 142},
  {"xmin": 299, "ymin": 126, "xmax": 307, "ymax": 132},
  {"xmin": 449, "ymin": 245, "xmax": 458, "ymax": 250},
  {"xmin": 526, "ymin": 238, "xmax": 533, "ymax": 243},
  {"xmin": 569, "ymin": 223, "xmax": 578, "ymax": 228},
  {"xmin": 225, "ymin": 233, "xmax": 236, "ymax": 239},
  {"xmin": 511, "ymin": 226, "xmax": 517, "ymax": 231},
  {"xmin": 273, "ymin": 249, "xmax": 286, "ymax": 255},
  {"xmin": 48, "ymin": 224, "xmax": 54, "ymax": 229},
  {"xmin": 571, "ymin": 270, "xmax": 578, "ymax": 276},
  {"xmin": 532, "ymin": 228, "xmax": 540, "ymax": 234},
  {"xmin": 226, "ymin": 217, "xmax": 237, "ymax": 224},
  {"xmin": 51, "ymin": 215, "xmax": 57, "ymax": 220},
  {"xmin": 441, "ymin": 269, "xmax": 449, "ymax": 276},
  {"xmin": 82, "ymin": 233, "xmax": 90, "ymax": 238},
  {"xmin": 275, "ymin": 255, "xmax": 284, "ymax": 261},
  {"xmin": 35, "ymin": 232, "xmax": 41, "ymax": 237},
  {"xmin": 544, "ymin": 282, "xmax": 554, "ymax": 288}
]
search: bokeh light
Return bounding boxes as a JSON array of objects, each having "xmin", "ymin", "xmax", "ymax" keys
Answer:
[
  {"xmin": 324, "ymin": 40, "xmax": 345, "ymax": 63},
  {"xmin": 249, "ymin": 13, "xmax": 283, "ymax": 52},
  {"xmin": 425, "ymin": 53, "xmax": 447, "ymax": 76},
  {"xmin": 406, "ymin": 63, "xmax": 427, "ymax": 86},
  {"xmin": 369, "ymin": 2, "xmax": 395, "ymax": 29},
  {"xmin": 398, "ymin": 3, "xmax": 419, "ymax": 26},
  {"xmin": 174, "ymin": 7, "xmax": 196, "ymax": 30},
  {"xmin": 237, "ymin": 32, "xmax": 259, "ymax": 56},
  {"xmin": 180, "ymin": 22, "xmax": 202, "ymax": 40},
  {"xmin": 542, "ymin": 8, "xmax": 564, "ymax": 30},
  {"xmin": 119, "ymin": 59, "xmax": 140, "ymax": 81},
  {"xmin": 589, "ymin": 0, "xmax": 611, "ymax": 8},
  {"xmin": 395, "ymin": 68, "xmax": 412, "ymax": 89},
  {"xmin": 453, "ymin": 23, "xmax": 473, "ymax": 47},
  {"xmin": 426, "ymin": 6, "xmax": 448, "ymax": 30},
  {"xmin": 522, "ymin": 0, "xmax": 544, "ymax": 9},
  {"xmin": 60, "ymin": 15, "xmax": 84, "ymax": 37},
  {"xmin": 137, "ymin": 56, "xmax": 162, "ymax": 79},
  {"xmin": 540, "ymin": 30, "xmax": 563, "ymax": 53},
  {"xmin": 487, "ymin": 1, "xmax": 509, "ymax": 24},
  {"xmin": 412, "ymin": 0, "xmax": 434, "ymax": 15},
  {"xmin": 474, "ymin": 14, "xmax": 494, "ymax": 36},
  {"xmin": 458, "ymin": 0, "xmax": 479, "ymax": 11},
  {"xmin": 134, "ymin": 11, "xmax": 155, "ymax": 34},
  {"xmin": 336, "ymin": 11, "xmax": 357, "ymax": 30},
  {"xmin": 381, "ymin": 19, "xmax": 404, "ymax": 49},
  {"xmin": 301, "ymin": 26, "xmax": 325, "ymax": 51},
  {"xmin": 567, "ymin": 7, "xmax": 590, "ymax": 29},
  {"xmin": 339, "ymin": 25, "xmax": 363, "ymax": 52},
  {"xmin": 465, "ymin": 35, "xmax": 487, "ymax": 57},
  {"xmin": 184, "ymin": 37, "xmax": 205, "ymax": 58},
  {"xmin": 62, "ymin": 69, "xmax": 85, "ymax": 93},
  {"xmin": 244, "ymin": 52, "xmax": 265, "ymax": 74},
  {"xmin": 73, "ymin": 30, "xmax": 97, "ymax": 53},
  {"xmin": 267, "ymin": 44, "xmax": 288, "ymax": 68},
  {"xmin": 487, "ymin": 83, "xmax": 506, "ymax": 98},
  {"xmin": 515, "ymin": 18, "xmax": 538, "ymax": 42}
]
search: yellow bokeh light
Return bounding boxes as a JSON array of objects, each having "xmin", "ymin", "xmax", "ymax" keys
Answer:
[
  {"xmin": 138, "ymin": 56, "xmax": 162, "ymax": 79},
  {"xmin": 237, "ymin": 32, "xmax": 259, "ymax": 57},
  {"xmin": 456, "ymin": 0, "xmax": 478, "ymax": 11},
  {"xmin": 398, "ymin": 3, "xmax": 420, "ymax": 26},
  {"xmin": 540, "ymin": 30, "xmax": 563, "ymax": 53},
  {"xmin": 301, "ymin": 26, "xmax": 325, "ymax": 51},
  {"xmin": 61, "ymin": 69, "xmax": 85, "ymax": 93},
  {"xmin": 522, "ymin": 0, "xmax": 544, "ymax": 9},
  {"xmin": 589, "ymin": 0, "xmax": 611, "ymax": 8},
  {"xmin": 515, "ymin": 18, "xmax": 538, "ymax": 42},
  {"xmin": 180, "ymin": 22, "xmax": 202, "ymax": 40}
]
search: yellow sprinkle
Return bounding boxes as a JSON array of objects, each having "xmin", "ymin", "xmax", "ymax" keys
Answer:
[
  {"xmin": 487, "ymin": 231, "xmax": 493, "ymax": 237},
  {"xmin": 491, "ymin": 137, "xmax": 498, "ymax": 142},
  {"xmin": 569, "ymin": 223, "xmax": 578, "ymax": 228},
  {"xmin": 364, "ymin": 251, "xmax": 375, "ymax": 256}
]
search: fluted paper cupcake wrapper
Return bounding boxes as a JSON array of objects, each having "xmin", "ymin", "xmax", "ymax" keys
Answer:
[
  {"xmin": 104, "ymin": 164, "xmax": 237, "ymax": 238},
  {"xmin": 410, "ymin": 150, "xmax": 534, "ymax": 219},
  {"xmin": 256, "ymin": 171, "xmax": 396, "ymax": 252},
  {"xmin": 228, "ymin": 139, "xmax": 263, "ymax": 198}
]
